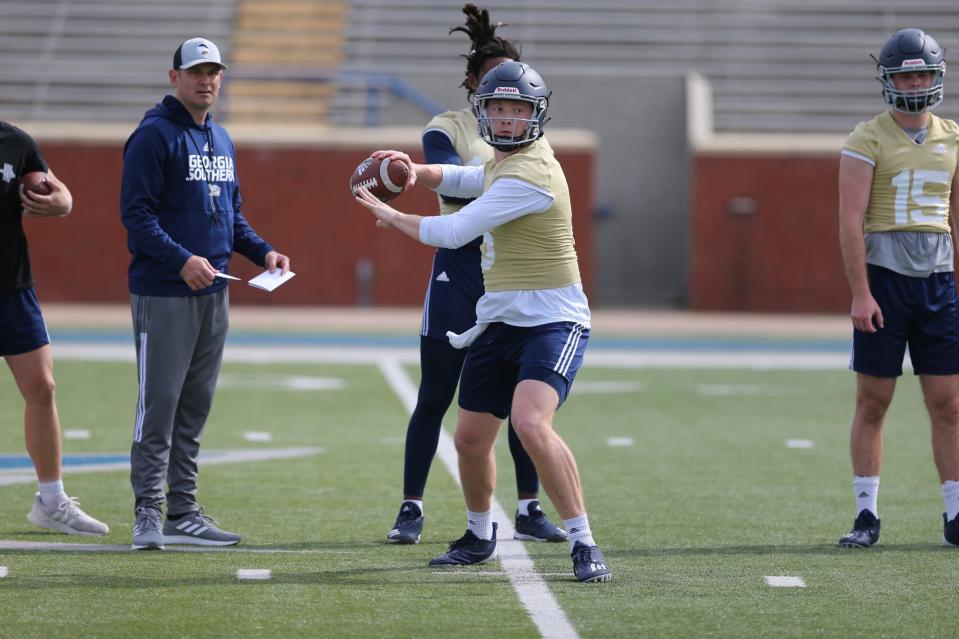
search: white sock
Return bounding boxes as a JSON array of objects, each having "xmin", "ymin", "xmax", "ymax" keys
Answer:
[
  {"xmin": 853, "ymin": 475, "xmax": 880, "ymax": 518},
  {"xmin": 941, "ymin": 480, "xmax": 959, "ymax": 521},
  {"xmin": 467, "ymin": 509, "xmax": 493, "ymax": 540},
  {"xmin": 37, "ymin": 480, "xmax": 65, "ymax": 507},
  {"xmin": 517, "ymin": 499, "xmax": 537, "ymax": 517},
  {"xmin": 564, "ymin": 513, "xmax": 596, "ymax": 551},
  {"xmin": 403, "ymin": 499, "xmax": 424, "ymax": 514}
]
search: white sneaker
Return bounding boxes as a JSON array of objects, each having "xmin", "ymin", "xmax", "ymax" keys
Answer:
[{"xmin": 27, "ymin": 493, "xmax": 109, "ymax": 536}]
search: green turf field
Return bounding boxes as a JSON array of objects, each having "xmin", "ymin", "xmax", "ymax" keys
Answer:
[{"xmin": 1, "ymin": 350, "xmax": 956, "ymax": 638}]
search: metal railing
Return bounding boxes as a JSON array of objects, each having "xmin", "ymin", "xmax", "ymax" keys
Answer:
[{"xmin": 223, "ymin": 66, "xmax": 446, "ymax": 126}]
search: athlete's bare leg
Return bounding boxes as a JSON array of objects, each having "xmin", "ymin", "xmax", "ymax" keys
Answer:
[
  {"xmin": 509, "ymin": 379, "xmax": 585, "ymax": 519},
  {"xmin": 920, "ymin": 374, "xmax": 959, "ymax": 482},
  {"xmin": 5, "ymin": 345, "xmax": 61, "ymax": 482},
  {"xmin": 851, "ymin": 373, "xmax": 896, "ymax": 477},
  {"xmin": 453, "ymin": 410, "xmax": 502, "ymax": 512}
]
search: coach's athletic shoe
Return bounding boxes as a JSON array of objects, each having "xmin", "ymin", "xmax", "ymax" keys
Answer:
[
  {"xmin": 571, "ymin": 541, "xmax": 612, "ymax": 583},
  {"xmin": 27, "ymin": 493, "xmax": 109, "ymax": 536},
  {"xmin": 387, "ymin": 501, "xmax": 424, "ymax": 544},
  {"xmin": 162, "ymin": 509, "xmax": 241, "ymax": 546},
  {"xmin": 132, "ymin": 506, "xmax": 164, "ymax": 550},
  {"xmin": 514, "ymin": 500, "xmax": 567, "ymax": 542},
  {"xmin": 943, "ymin": 513, "xmax": 959, "ymax": 547},
  {"xmin": 429, "ymin": 523, "xmax": 497, "ymax": 566},
  {"xmin": 838, "ymin": 509, "xmax": 880, "ymax": 548}
]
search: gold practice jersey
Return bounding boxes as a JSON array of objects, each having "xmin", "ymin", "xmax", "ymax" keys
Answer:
[
  {"xmin": 482, "ymin": 138, "xmax": 581, "ymax": 292},
  {"xmin": 842, "ymin": 111, "xmax": 959, "ymax": 233},
  {"xmin": 423, "ymin": 108, "xmax": 492, "ymax": 215}
]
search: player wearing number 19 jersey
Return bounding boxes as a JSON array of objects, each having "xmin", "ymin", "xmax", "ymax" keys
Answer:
[{"xmin": 838, "ymin": 28, "xmax": 959, "ymax": 549}]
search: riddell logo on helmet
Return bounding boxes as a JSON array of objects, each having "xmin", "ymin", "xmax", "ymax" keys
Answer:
[
  {"xmin": 902, "ymin": 59, "xmax": 926, "ymax": 67},
  {"xmin": 494, "ymin": 87, "xmax": 520, "ymax": 94}
]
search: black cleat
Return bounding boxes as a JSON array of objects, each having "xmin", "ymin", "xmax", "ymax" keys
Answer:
[
  {"xmin": 514, "ymin": 500, "xmax": 567, "ymax": 542},
  {"xmin": 943, "ymin": 513, "xmax": 959, "ymax": 547},
  {"xmin": 571, "ymin": 541, "xmax": 612, "ymax": 583},
  {"xmin": 386, "ymin": 501, "xmax": 424, "ymax": 544},
  {"xmin": 838, "ymin": 509, "xmax": 880, "ymax": 548},
  {"xmin": 429, "ymin": 523, "xmax": 497, "ymax": 566}
]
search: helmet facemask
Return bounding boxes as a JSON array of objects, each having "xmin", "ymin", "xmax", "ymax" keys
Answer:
[
  {"xmin": 473, "ymin": 93, "xmax": 549, "ymax": 152},
  {"xmin": 879, "ymin": 61, "xmax": 946, "ymax": 114}
]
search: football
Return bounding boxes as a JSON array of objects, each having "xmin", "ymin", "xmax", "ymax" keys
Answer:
[
  {"xmin": 349, "ymin": 156, "xmax": 409, "ymax": 203},
  {"xmin": 20, "ymin": 171, "xmax": 51, "ymax": 196}
]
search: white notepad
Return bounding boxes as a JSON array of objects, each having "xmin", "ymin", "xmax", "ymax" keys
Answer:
[{"xmin": 248, "ymin": 269, "xmax": 295, "ymax": 292}]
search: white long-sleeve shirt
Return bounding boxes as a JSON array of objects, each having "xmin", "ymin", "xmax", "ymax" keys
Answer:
[
  {"xmin": 419, "ymin": 165, "xmax": 553, "ymax": 248},
  {"xmin": 418, "ymin": 164, "xmax": 590, "ymax": 346}
]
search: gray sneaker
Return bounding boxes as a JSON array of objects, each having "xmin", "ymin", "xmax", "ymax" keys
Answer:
[
  {"xmin": 132, "ymin": 506, "xmax": 164, "ymax": 551},
  {"xmin": 162, "ymin": 509, "xmax": 241, "ymax": 546},
  {"xmin": 27, "ymin": 493, "xmax": 109, "ymax": 536}
]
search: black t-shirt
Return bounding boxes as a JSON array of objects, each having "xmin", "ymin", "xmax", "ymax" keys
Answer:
[{"xmin": 0, "ymin": 121, "xmax": 48, "ymax": 292}]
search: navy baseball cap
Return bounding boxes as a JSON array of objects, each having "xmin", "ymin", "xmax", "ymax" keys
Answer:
[{"xmin": 173, "ymin": 37, "xmax": 228, "ymax": 70}]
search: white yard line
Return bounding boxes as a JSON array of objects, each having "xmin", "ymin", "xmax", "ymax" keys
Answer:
[{"xmin": 377, "ymin": 358, "xmax": 580, "ymax": 639}]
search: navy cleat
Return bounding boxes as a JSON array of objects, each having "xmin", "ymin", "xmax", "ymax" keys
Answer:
[
  {"xmin": 429, "ymin": 522, "xmax": 497, "ymax": 566},
  {"xmin": 571, "ymin": 541, "xmax": 612, "ymax": 583},
  {"xmin": 386, "ymin": 501, "xmax": 424, "ymax": 544},
  {"xmin": 943, "ymin": 512, "xmax": 959, "ymax": 547},
  {"xmin": 514, "ymin": 500, "xmax": 567, "ymax": 542},
  {"xmin": 838, "ymin": 509, "xmax": 880, "ymax": 548}
]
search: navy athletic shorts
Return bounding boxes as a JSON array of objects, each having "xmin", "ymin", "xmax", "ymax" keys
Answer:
[
  {"xmin": 852, "ymin": 264, "xmax": 959, "ymax": 377},
  {"xmin": 0, "ymin": 287, "xmax": 50, "ymax": 357},
  {"xmin": 420, "ymin": 239, "xmax": 484, "ymax": 341},
  {"xmin": 459, "ymin": 321, "xmax": 589, "ymax": 419}
]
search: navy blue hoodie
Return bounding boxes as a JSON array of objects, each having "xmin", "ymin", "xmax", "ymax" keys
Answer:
[{"xmin": 121, "ymin": 95, "xmax": 272, "ymax": 296}]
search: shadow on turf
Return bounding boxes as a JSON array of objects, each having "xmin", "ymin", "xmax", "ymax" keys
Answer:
[
  {"xmin": 0, "ymin": 536, "xmax": 593, "ymax": 586},
  {"xmin": 3, "ymin": 528, "xmax": 953, "ymax": 556},
  {"xmin": 0, "ymin": 562, "xmax": 522, "ymax": 590},
  {"xmin": 617, "ymin": 542, "xmax": 954, "ymax": 557}
]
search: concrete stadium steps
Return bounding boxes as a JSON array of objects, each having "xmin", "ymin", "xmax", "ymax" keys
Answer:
[
  {"xmin": 232, "ymin": 34, "xmax": 344, "ymax": 66},
  {"xmin": 225, "ymin": 0, "xmax": 346, "ymax": 124},
  {"xmin": 223, "ymin": 81, "xmax": 334, "ymax": 123}
]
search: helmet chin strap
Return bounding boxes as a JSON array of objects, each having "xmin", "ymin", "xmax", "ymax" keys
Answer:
[{"xmin": 490, "ymin": 135, "xmax": 534, "ymax": 152}]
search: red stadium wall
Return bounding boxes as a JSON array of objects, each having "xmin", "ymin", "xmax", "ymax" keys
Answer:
[
  {"xmin": 24, "ymin": 135, "xmax": 594, "ymax": 306},
  {"xmin": 689, "ymin": 150, "xmax": 849, "ymax": 312}
]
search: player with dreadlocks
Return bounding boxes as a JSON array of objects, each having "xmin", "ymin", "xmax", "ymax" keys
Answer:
[{"xmin": 385, "ymin": 3, "xmax": 566, "ymax": 546}]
